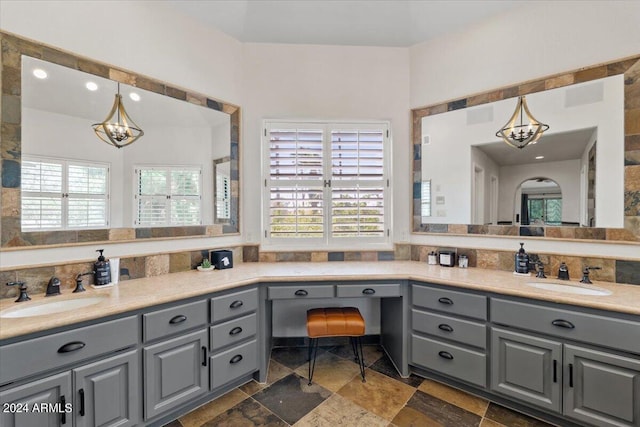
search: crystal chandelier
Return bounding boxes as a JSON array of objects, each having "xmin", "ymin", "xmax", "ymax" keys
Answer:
[
  {"xmin": 92, "ymin": 83, "xmax": 144, "ymax": 148},
  {"xmin": 496, "ymin": 96, "xmax": 549, "ymax": 149}
]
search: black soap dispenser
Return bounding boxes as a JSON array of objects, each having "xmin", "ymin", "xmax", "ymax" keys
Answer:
[
  {"xmin": 94, "ymin": 249, "xmax": 112, "ymax": 286},
  {"xmin": 514, "ymin": 243, "xmax": 530, "ymax": 274}
]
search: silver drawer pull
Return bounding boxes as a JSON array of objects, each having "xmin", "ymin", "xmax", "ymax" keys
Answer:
[
  {"xmin": 229, "ymin": 300, "xmax": 244, "ymax": 309},
  {"xmin": 230, "ymin": 354, "xmax": 243, "ymax": 364},
  {"xmin": 362, "ymin": 288, "xmax": 376, "ymax": 295},
  {"xmin": 438, "ymin": 324, "xmax": 454, "ymax": 332},
  {"xmin": 169, "ymin": 314, "xmax": 187, "ymax": 324},
  {"xmin": 438, "ymin": 297, "xmax": 454, "ymax": 305},
  {"xmin": 294, "ymin": 289, "xmax": 308, "ymax": 296},
  {"xmin": 551, "ymin": 319, "xmax": 575, "ymax": 329},
  {"xmin": 58, "ymin": 341, "xmax": 86, "ymax": 353},
  {"xmin": 438, "ymin": 351, "xmax": 454, "ymax": 360},
  {"xmin": 229, "ymin": 326, "xmax": 243, "ymax": 336}
]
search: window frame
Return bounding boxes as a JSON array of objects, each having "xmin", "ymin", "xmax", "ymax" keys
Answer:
[
  {"xmin": 21, "ymin": 156, "xmax": 110, "ymax": 231},
  {"xmin": 262, "ymin": 120, "xmax": 392, "ymax": 250},
  {"xmin": 133, "ymin": 164, "xmax": 203, "ymax": 228}
]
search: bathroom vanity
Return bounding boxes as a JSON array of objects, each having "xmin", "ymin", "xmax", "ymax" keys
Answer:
[{"xmin": 1, "ymin": 261, "xmax": 639, "ymax": 427}]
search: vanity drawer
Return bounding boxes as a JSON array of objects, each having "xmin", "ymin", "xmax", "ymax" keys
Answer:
[
  {"xmin": 210, "ymin": 339, "xmax": 257, "ymax": 390},
  {"xmin": 0, "ymin": 316, "xmax": 138, "ymax": 386},
  {"xmin": 412, "ymin": 284, "xmax": 487, "ymax": 320},
  {"xmin": 210, "ymin": 313, "xmax": 257, "ymax": 352},
  {"xmin": 412, "ymin": 309, "xmax": 486, "ymax": 349},
  {"xmin": 411, "ymin": 334, "xmax": 486, "ymax": 387},
  {"xmin": 143, "ymin": 300, "xmax": 208, "ymax": 342},
  {"xmin": 211, "ymin": 287, "xmax": 258, "ymax": 323},
  {"xmin": 491, "ymin": 298, "xmax": 640, "ymax": 354},
  {"xmin": 268, "ymin": 285, "xmax": 334, "ymax": 300},
  {"xmin": 336, "ymin": 283, "xmax": 401, "ymax": 298}
]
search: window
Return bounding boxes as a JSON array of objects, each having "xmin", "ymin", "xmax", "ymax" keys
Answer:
[
  {"xmin": 264, "ymin": 121, "xmax": 390, "ymax": 247},
  {"xmin": 421, "ymin": 180, "xmax": 432, "ymax": 217},
  {"xmin": 527, "ymin": 197, "xmax": 562, "ymax": 226},
  {"xmin": 134, "ymin": 166, "xmax": 202, "ymax": 227},
  {"xmin": 21, "ymin": 157, "xmax": 109, "ymax": 231}
]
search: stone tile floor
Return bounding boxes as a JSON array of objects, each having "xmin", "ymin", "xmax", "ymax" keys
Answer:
[{"xmin": 164, "ymin": 344, "xmax": 556, "ymax": 427}]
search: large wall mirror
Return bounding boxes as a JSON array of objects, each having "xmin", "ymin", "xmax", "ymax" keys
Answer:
[
  {"xmin": 412, "ymin": 55, "xmax": 640, "ymax": 242},
  {"xmin": 0, "ymin": 32, "xmax": 240, "ymax": 248}
]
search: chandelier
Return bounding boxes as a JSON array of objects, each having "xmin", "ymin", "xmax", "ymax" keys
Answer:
[
  {"xmin": 92, "ymin": 83, "xmax": 144, "ymax": 148},
  {"xmin": 496, "ymin": 96, "xmax": 549, "ymax": 149}
]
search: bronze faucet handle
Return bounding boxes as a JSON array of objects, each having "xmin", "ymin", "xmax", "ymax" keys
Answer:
[
  {"xmin": 6, "ymin": 281, "xmax": 31, "ymax": 302},
  {"xmin": 580, "ymin": 266, "xmax": 601, "ymax": 284}
]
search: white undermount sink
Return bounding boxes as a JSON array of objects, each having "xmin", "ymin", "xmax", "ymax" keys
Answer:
[
  {"xmin": 525, "ymin": 281, "xmax": 612, "ymax": 296},
  {"xmin": 0, "ymin": 297, "xmax": 107, "ymax": 318}
]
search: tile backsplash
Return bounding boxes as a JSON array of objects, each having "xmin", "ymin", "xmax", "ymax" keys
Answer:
[{"xmin": 1, "ymin": 244, "xmax": 638, "ymax": 300}]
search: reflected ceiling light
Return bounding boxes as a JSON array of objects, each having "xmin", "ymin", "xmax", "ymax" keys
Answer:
[
  {"xmin": 92, "ymin": 82, "xmax": 144, "ymax": 148},
  {"xmin": 535, "ymin": 155, "xmax": 544, "ymax": 160},
  {"xmin": 33, "ymin": 68, "xmax": 47, "ymax": 79},
  {"xmin": 86, "ymin": 81, "xmax": 98, "ymax": 91},
  {"xmin": 496, "ymin": 96, "xmax": 549, "ymax": 149},
  {"xmin": 129, "ymin": 92, "xmax": 141, "ymax": 102}
]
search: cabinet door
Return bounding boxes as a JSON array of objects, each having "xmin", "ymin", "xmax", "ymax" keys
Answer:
[
  {"xmin": 564, "ymin": 344, "xmax": 640, "ymax": 427},
  {"xmin": 491, "ymin": 328, "xmax": 562, "ymax": 413},
  {"xmin": 73, "ymin": 350, "xmax": 139, "ymax": 427},
  {"xmin": 0, "ymin": 372, "xmax": 72, "ymax": 427},
  {"xmin": 143, "ymin": 329, "xmax": 208, "ymax": 420}
]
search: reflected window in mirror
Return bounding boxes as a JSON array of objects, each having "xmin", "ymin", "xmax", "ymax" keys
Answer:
[
  {"xmin": 421, "ymin": 180, "xmax": 432, "ymax": 217},
  {"xmin": 21, "ymin": 156, "xmax": 109, "ymax": 231},
  {"xmin": 519, "ymin": 178, "xmax": 562, "ymax": 226},
  {"xmin": 214, "ymin": 157, "xmax": 231, "ymax": 223},
  {"xmin": 135, "ymin": 166, "xmax": 202, "ymax": 227}
]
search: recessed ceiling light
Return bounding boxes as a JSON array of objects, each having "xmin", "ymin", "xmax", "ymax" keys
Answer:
[
  {"xmin": 33, "ymin": 69, "xmax": 48, "ymax": 79},
  {"xmin": 86, "ymin": 82, "xmax": 98, "ymax": 91},
  {"xmin": 535, "ymin": 156, "xmax": 544, "ymax": 160},
  {"xmin": 129, "ymin": 92, "xmax": 141, "ymax": 102}
]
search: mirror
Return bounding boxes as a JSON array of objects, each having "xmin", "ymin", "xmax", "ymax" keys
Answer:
[
  {"xmin": 419, "ymin": 75, "xmax": 623, "ymax": 229},
  {"xmin": 0, "ymin": 32, "xmax": 240, "ymax": 247},
  {"xmin": 518, "ymin": 178, "xmax": 562, "ymax": 226}
]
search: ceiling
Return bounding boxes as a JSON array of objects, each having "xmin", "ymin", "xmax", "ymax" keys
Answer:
[
  {"xmin": 475, "ymin": 127, "xmax": 596, "ymax": 167},
  {"xmin": 165, "ymin": 0, "xmax": 527, "ymax": 47},
  {"xmin": 22, "ymin": 56, "xmax": 228, "ymax": 129}
]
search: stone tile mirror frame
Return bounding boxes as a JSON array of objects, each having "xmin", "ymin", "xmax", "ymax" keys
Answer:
[
  {"xmin": 412, "ymin": 54, "xmax": 640, "ymax": 242},
  {"xmin": 0, "ymin": 32, "xmax": 241, "ymax": 248}
]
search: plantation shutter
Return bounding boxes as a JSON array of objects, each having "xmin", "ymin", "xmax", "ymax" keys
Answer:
[
  {"xmin": 135, "ymin": 166, "xmax": 202, "ymax": 226},
  {"xmin": 421, "ymin": 180, "xmax": 432, "ymax": 217},
  {"xmin": 21, "ymin": 158, "xmax": 109, "ymax": 231},
  {"xmin": 265, "ymin": 121, "xmax": 389, "ymax": 245}
]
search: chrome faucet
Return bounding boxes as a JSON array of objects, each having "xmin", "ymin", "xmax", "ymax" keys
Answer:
[
  {"xmin": 580, "ymin": 266, "xmax": 601, "ymax": 284},
  {"xmin": 45, "ymin": 277, "xmax": 61, "ymax": 296}
]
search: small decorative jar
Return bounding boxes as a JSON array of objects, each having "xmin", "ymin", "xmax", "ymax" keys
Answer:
[{"xmin": 458, "ymin": 255, "xmax": 468, "ymax": 268}]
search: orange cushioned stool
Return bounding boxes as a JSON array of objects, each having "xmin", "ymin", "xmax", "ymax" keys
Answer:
[{"xmin": 306, "ymin": 307, "xmax": 366, "ymax": 385}]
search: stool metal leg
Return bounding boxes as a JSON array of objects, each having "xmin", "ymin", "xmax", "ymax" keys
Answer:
[
  {"xmin": 349, "ymin": 337, "xmax": 366, "ymax": 383},
  {"xmin": 308, "ymin": 337, "xmax": 319, "ymax": 385}
]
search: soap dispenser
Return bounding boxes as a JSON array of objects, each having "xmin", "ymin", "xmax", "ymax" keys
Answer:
[
  {"xmin": 514, "ymin": 243, "xmax": 530, "ymax": 274},
  {"xmin": 94, "ymin": 249, "xmax": 112, "ymax": 286}
]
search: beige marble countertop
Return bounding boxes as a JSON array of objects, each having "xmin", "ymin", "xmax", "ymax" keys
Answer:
[{"xmin": 1, "ymin": 261, "xmax": 639, "ymax": 340}]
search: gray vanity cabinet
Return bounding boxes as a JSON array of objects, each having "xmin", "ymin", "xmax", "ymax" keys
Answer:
[
  {"xmin": 73, "ymin": 350, "xmax": 139, "ymax": 427},
  {"xmin": 0, "ymin": 372, "xmax": 71, "ymax": 427},
  {"xmin": 491, "ymin": 327, "xmax": 562, "ymax": 412},
  {"xmin": 143, "ymin": 329, "xmax": 208, "ymax": 421},
  {"xmin": 564, "ymin": 345, "xmax": 640, "ymax": 427},
  {"xmin": 410, "ymin": 283, "xmax": 488, "ymax": 388},
  {"xmin": 491, "ymin": 298, "xmax": 640, "ymax": 427}
]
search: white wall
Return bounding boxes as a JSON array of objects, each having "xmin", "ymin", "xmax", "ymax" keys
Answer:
[
  {"xmin": 410, "ymin": 1, "xmax": 640, "ymax": 107},
  {"xmin": 241, "ymin": 42, "xmax": 411, "ymax": 245}
]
